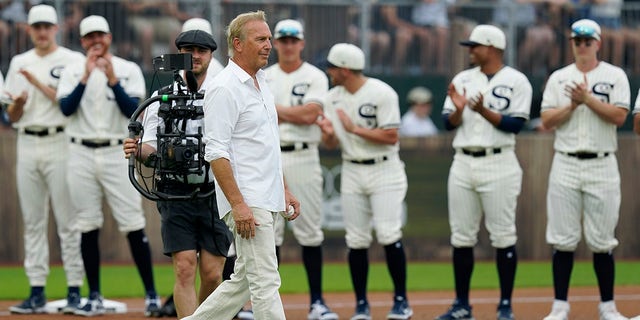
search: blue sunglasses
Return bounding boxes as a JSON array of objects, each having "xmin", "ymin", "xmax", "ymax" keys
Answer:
[
  {"xmin": 572, "ymin": 25, "xmax": 597, "ymax": 38},
  {"xmin": 277, "ymin": 27, "xmax": 301, "ymax": 38}
]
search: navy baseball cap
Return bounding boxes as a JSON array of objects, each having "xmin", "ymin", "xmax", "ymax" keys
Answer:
[{"xmin": 175, "ymin": 30, "xmax": 217, "ymax": 51}]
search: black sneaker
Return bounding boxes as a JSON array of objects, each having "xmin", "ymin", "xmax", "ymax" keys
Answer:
[
  {"xmin": 388, "ymin": 296, "xmax": 413, "ymax": 320},
  {"xmin": 497, "ymin": 304, "xmax": 515, "ymax": 320},
  {"xmin": 435, "ymin": 301, "xmax": 474, "ymax": 320},
  {"xmin": 9, "ymin": 293, "xmax": 46, "ymax": 314},
  {"xmin": 351, "ymin": 300, "xmax": 371, "ymax": 320},
  {"xmin": 160, "ymin": 294, "xmax": 177, "ymax": 317},
  {"xmin": 145, "ymin": 295, "xmax": 163, "ymax": 317},
  {"xmin": 61, "ymin": 292, "xmax": 82, "ymax": 314},
  {"xmin": 74, "ymin": 294, "xmax": 105, "ymax": 317}
]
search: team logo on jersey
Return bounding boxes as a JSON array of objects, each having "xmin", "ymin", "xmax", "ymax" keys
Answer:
[
  {"xmin": 591, "ymin": 82, "xmax": 613, "ymax": 104},
  {"xmin": 291, "ymin": 83, "xmax": 309, "ymax": 106},
  {"xmin": 489, "ymin": 85, "xmax": 512, "ymax": 111},
  {"xmin": 50, "ymin": 65, "xmax": 65, "ymax": 79},
  {"xmin": 358, "ymin": 103, "xmax": 378, "ymax": 128}
]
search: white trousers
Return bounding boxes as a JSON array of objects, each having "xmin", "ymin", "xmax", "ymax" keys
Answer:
[
  {"xmin": 184, "ymin": 208, "xmax": 285, "ymax": 320},
  {"xmin": 16, "ymin": 133, "xmax": 84, "ymax": 287}
]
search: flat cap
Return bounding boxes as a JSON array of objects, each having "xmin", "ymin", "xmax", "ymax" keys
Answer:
[{"xmin": 175, "ymin": 30, "xmax": 217, "ymax": 51}]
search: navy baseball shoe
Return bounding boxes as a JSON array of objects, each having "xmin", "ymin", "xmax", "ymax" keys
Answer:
[
  {"xmin": 308, "ymin": 299, "xmax": 339, "ymax": 320},
  {"xmin": 61, "ymin": 291, "xmax": 82, "ymax": 314},
  {"xmin": 435, "ymin": 300, "xmax": 475, "ymax": 320},
  {"xmin": 351, "ymin": 299, "xmax": 371, "ymax": 320},
  {"xmin": 144, "ymin": 294, "xmax": 162, "ymax": 317},
  {"xmin": 74, "ymin": 293, "xmax": 105, "ymax": 317},
  {"xmin": 9, "ymin": 292, "xmax": 46, "ymax": 314},
  {"xmin": 496, "ymin": 304, "xmax": 515, "ymax": 320},
  {"xmin": 388, "ymin": 296, "xmax": 413, "ymax": 320}
]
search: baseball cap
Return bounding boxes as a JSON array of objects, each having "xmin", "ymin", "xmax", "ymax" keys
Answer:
[
  {"xmin": 80, "ymin": 15, "xmax": 110, "ymax": 37},
  {"xmin": 175, "ymin": 30, "xmax": 217, "ymax": 51},
  {"xmin": 460, "ymin": 24, "xmax": 506, "ymax": 50},
  {"xmin": 274, "ymin": 19, "xmax": 304, "ymax": 40},
  {"xmin": 407, "ymin": 87, "xmax": 433, "ymax": 104},
  {"xmin": 327, "ymin": 43, "xmax": 365, "ymax": 70},
  {"xmin": 182, "ymin": 18, "xmax": 212, "ymax": 35},
  {"xmin": 28, "ymin": 5, "xmax": 57, "ymax": 25},
  {"xmin": 571, "ymin": 19, "xmax": 601, "ymax": 41}
]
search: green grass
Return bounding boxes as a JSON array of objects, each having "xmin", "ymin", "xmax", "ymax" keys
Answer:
[{"xmin": 1, "ymin": 261, "xmax": 639, "ymax": 300}]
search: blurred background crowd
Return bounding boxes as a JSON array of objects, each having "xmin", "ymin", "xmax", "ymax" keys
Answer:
[
  {"xmin": 1, "ymin": 0, "xmax": 639, "ymax": 77},
  {"xmin": 2, "ymin": 0, "xmax": 640, "ymax": 134}
]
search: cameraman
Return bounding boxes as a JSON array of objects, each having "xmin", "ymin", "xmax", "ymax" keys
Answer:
[{"xmin": 123, "ymin": 29, "xmax": 232, "ymax": 318}]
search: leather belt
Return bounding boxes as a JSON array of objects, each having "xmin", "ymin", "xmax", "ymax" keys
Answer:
[
  {"xmin": 21, "ymin": 126, "xmax": 64, "ymax": 137},
  {"xmin": 349, "ymin": 156, "xmax": 388, "ymax": 165},
  {"xmin": 281, "ymin": 142, "xmax": 309, "ymax": 152},
  {"xmin": 461, "ymin": 148, "xmax": 502, "ymax": 157},
  {"xmin": 564, "ymin": 151, "xmax": 610, "ymax": 160},
  {"xmin": 70, "ymin": 137, "xmax": 124, "ymax": 148}
]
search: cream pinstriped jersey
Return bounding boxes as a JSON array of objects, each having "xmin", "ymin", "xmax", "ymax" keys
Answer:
[
  {"xmin": 265, "ymin": 62, "xmax": 328, "ymax": 144},
  {"xmin": 5, "ymin": 47, "xmax": 84, "ymax": 128},
  {"xmin": 443, "ymin": 66, "xmax": 532, "ymax": 149},
  {"xmin": 542, "ymin": 62, "xmax": 630, "ymax": 153},
  {"xmin": 631, "ymin": 88, "xmax": 640, "ymax": 115},
  {"xmin": 323, "ymin": 78, "xmax": 400, "ymax": 160},
  {"xmin": 57, "ymin": 55, "xmax": 146, "ymax": 140}
]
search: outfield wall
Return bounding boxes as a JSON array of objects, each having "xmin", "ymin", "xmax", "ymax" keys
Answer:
[{"xmin": 1, "ymin": 131, "xmax": 639, "ymax": 264}]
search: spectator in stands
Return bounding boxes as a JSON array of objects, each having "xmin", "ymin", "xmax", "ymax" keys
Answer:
[
  {"xmin": 380, "ymin": 4, "xmax": 425, "ymax": 74},
  {"xmin": 347, "ymin": 4, "xmax": 391, "ymax": 73},
  {"xmin": 382, "ymin": 1, "xmax": 455, "ymax": 75},
  {"xmin": 589, "ymin": 0, "xmax": 624, "ymax": 67},
  {"xmin": 0, "ymin": 0, "xmax": 31, "ymax": 65},
  {"xmin": 411, "ymin": 0, "xmax": 455, "ymax": 75},
  {"xmin": 399, "ymin": 86, "xmax": 439, "ymax": 137},
  {"xmin": 123, "ymin": 1, "xmax": 187, "ymax": 71},
  {"xmin": 493, "ymin": 0, "xmax": 559, "ymax": 76}
]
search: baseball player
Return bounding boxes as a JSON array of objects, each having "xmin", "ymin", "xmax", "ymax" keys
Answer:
[
  {"xmin": 399, "ymin": 86, "xmax": 438, "ymax": 137},
  {"xmin": 56, "ymin": 15, "xmax": 160, "ymax": 317},
  {"xmin": 541, "ymin": 19, "xmax": 630, "ymax": 320},
  {"xmin": 4, "ymin": 5, "xmax": 85, "ymax": 314},
  {"xmin": 265, "ymin": 19, "xmax": 338, "ymax": 320},
  {"xmin": 317, "ymin": 43, "xmax": 412, "ymax": 320},
  {"xmin": 436, "ymin": 25, "xmax": 532, "ymax": 320}
]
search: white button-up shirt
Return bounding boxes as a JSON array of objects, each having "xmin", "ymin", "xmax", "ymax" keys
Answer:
[{"xmin": 203, "ymin": 59, "xmax": 284, "ymax": 217}]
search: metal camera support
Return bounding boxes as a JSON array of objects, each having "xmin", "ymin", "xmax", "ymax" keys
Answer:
[{"xmin": 127, "ymin": 53, "xmax": 213, "ymax": 201}]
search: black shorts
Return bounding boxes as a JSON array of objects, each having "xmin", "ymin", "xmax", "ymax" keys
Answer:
[{"xmin": 157, "ymin": 188, "xmax": 232, "ymax": 258}]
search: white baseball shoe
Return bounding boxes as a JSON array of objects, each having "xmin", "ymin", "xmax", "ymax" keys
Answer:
[
  {"xmin": 599, "ymin": 301, "xmax": 628, "ymax": 320},
  {"xmin": 543, "ymin": 300, "xmax": 570, "ymax": 320}
]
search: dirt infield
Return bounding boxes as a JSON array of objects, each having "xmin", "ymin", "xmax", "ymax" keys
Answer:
[{"xmin": 2, "ymin": 286, "xmax": 639, "ymax": 319}]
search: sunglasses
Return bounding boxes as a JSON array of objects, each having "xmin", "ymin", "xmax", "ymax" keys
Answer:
[
  {"xmin": 276, "ymin": 27, "xmax": 301, "ymax": 38},
  {"xmin": 572, "ymin": 38, "xmax": 594, "ymax": 47},
  {"xmin": 572, "ymin": 25, "xmax": 597, "ymax": 38}
]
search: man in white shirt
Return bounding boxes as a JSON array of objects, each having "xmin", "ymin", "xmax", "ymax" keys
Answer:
[
  {"xmin": 184, "ymin": 10, "xmax": 300, "ymax": 320},
  {"xmin": 399, "ymin": 86, "xmax": 438, "ymax": 137}
]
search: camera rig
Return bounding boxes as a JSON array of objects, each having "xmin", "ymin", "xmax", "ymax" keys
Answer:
[{"xmin": 128, "ymin": 53, "xmax": 213, "ymax": 201}]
